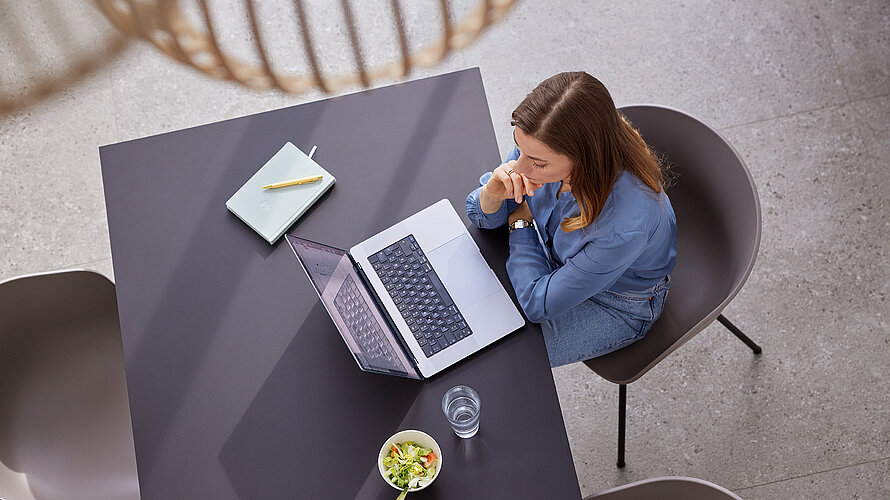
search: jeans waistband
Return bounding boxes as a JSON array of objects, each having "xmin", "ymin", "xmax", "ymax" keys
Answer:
[{"xmin": 604, "ymin": 275, "xmax": 670, "ymax": 301}]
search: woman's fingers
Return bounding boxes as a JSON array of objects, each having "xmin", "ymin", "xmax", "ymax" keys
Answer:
[
  {"xmin": 509, "ymin": 171, "xmax": 526, "ymax": 203},
  {"xmin": 496, "ymin": 161, "xmax": 517, "ymax": 199},
  {"xmin": 498, "ymin": 170, "xmax": 513, "ymax": 199},
  {"xmin": 498, "ymin": 161, "xmax": 523, "ymax": 203},
  {"xmin": 490, "ymin": 160, "xmax": 544, "ymax": 203},
  {"xmin": 522, "ymin": 175, "xmax": 541, "ymax": 197}
]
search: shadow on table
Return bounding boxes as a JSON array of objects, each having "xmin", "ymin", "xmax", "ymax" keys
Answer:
[
  {"xmin": 109, "ymin": 105, "xmax": 326, "ymax": 481},
  {"xmin": 219, "ymin": 302, "xmax": 422, "ymax": 499},
  {"xmin": 366, "ymin": 69, "xmax": 463, "ymax": 227}
]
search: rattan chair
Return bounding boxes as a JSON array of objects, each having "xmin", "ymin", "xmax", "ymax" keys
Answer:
[
  {"xmin": 583, "ymin": 105, "xmax": 763, "ymax": 467},
  {"xmin": 0, "ymin": 270, "xmax": 139, "ymax": 500}
]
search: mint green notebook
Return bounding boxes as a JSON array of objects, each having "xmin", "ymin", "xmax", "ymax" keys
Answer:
[{"xmin": 226, "ymin": 142, "xmax": 335, "ymax": 244}]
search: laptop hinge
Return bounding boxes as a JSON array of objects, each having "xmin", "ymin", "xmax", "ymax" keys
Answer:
[{"xmin": 348, "ymin": 254, "xmax": 422, "ymax": 372}]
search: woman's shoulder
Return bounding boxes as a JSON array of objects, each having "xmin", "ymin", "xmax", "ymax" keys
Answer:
[
  {"xmin": 613, "ymin": 171, "xmax": 668, "ymax": 205},
  {"xmin": 604, "ymin": 171, "xmax": 668, "ymax": 233},
  {"xmin": 612, "ymin": 170, "xmax": 658, "ymax": 196}
]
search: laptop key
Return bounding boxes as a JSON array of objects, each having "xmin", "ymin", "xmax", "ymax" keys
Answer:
[{"xmin": 399, "ymin": 239, "xmax": 413, "ymax": 255}]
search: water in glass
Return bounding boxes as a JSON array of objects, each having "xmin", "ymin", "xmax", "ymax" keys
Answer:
[{"xmin": 442, "ymin": 385, "xmax": 480, "ymax": 438}]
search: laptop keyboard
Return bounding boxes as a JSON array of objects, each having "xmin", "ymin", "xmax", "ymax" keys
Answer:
[
  {"xmin": 333, "ymin": 274, "xmax": 399, "ymax": 366},
  {"xmin": 368, "ymin": 234, "xmax": 473, "ymax": 358}
]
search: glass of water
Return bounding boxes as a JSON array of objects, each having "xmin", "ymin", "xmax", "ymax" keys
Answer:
[{"xmin": 442, "ymin": 385, "xmax": 481, "ymax": 438}]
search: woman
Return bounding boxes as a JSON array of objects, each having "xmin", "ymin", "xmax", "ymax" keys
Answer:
[{"xmin": 466, "ymin": 72, "xmax": 677, "ymax": 367}]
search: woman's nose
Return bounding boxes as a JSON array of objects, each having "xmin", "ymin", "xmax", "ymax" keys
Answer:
[{"xmin": 514, "ymin": 155, "xmax": 532, "ymax": 174}]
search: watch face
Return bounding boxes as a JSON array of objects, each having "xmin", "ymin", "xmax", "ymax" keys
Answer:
[{"xmin": 510, "ymin": 220, "xmax": 532, "ymax": 230}]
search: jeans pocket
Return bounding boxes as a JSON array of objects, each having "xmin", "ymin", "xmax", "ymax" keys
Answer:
[
  {"xmin": 594, "ymin": 293, "xmax": 652, "ymax": 338},
  {"xmin": 639, "ymin": 298, "xmax": 657, "ymax": 335}
]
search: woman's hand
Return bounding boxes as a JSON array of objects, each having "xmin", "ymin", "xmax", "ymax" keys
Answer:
[
  {"xmin": 508, "ymin": 201, "xmax": 533, "ymax": 225},
  {"xmin": 479, "ymin": 160, "xmax": 543, "ymax": 213}
]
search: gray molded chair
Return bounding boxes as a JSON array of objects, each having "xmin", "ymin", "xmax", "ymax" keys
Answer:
[
  {"xmin": 583, "ymin": 105, "xmax": 763, "ymax": 467},
  {"xmin": 584, "ymin": 476, "xmax": 743, "ymax": 500},
  {"xmin": 0, "ymin": 270, "xmax": 140, "ymax": 500}
]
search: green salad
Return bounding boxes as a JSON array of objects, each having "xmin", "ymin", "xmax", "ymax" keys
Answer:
[{"xmin": 382, "ymin": 441, "xmax": 438, "ymax": 491}]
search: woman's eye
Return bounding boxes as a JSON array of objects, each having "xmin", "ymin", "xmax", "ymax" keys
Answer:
[{"xmin": 532, "ymin": 161, "xmax": 545, "ymax": 169}]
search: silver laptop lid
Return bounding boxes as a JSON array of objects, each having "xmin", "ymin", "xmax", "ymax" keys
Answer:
[{"xmin": 285, "ymin": 235, "xmax": 420, "ymax": 380}]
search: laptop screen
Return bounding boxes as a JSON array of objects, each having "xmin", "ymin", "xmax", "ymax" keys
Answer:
[{"xmin": 286, "ymin": 235, "xmax": 420, "ymax": 379}]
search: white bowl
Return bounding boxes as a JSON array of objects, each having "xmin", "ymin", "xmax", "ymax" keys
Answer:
[{"xmin": 378, "ymin": 429, "xmax": 442, "ymax": 492}]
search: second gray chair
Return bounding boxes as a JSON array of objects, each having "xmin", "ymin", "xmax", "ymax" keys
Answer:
[
  {"xmin": 583, "ymin": 104, "xmax": 763, "ymax": 467},
  {"xmin": 0, "ymin": 270, "xmax": 140, "ymax": 500},
  {"xmin": 585, "ymin": 476, "xmax": 743, "ymax": 500}
]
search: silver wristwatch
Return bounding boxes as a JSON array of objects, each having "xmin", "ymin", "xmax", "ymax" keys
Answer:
[{"xmin": 509, "ymin": 219, "xmax": 535, "ymax": 233}]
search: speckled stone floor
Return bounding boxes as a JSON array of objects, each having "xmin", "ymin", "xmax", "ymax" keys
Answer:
[{"xmin": 1, "ymin": 1, "xmax": 888, "ymax": 498}]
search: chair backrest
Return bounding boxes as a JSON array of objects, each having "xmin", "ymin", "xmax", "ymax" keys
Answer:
[
  {"xmin": 0, "ymin": 270, "xmax": 140, "ymax": 500},
  {"xmin": 586, "ymin": 476, "xmax": 743, "ymax": 500},
  {"xmin": 584, "ymin": 104, "xmax": 761, "ymax": 384}
]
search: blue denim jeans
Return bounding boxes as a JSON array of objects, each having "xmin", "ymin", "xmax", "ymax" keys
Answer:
[{"xmin": 541, "ymin": 276, "xmax": 671, "ymax": 367}]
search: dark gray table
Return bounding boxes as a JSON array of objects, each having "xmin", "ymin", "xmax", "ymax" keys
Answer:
[{"xmin": 100, "ymin": 68, "xmax": 582, "ymax": 499}]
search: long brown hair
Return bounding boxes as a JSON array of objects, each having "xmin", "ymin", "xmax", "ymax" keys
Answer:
[{"xmin": 511, "ymin": 72, "xmax": 665, "ymax": 232}]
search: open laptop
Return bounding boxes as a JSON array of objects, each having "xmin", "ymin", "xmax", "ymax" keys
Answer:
[{"xmin": 286, "ymin": 199, "xmax": 525, "ymax": 379}]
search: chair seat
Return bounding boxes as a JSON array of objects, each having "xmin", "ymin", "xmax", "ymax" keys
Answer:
[
  {"xmin": 584, "ymin": 205, "xmax": 736, "ymax": 383},
  {"xmin": 0, "ymin": 271, "xmax": 140, "ymax": 500}
]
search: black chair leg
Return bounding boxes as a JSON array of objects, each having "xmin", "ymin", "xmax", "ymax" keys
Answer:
[
  {"xmin": 617, "ymin": 384, "xmax": 626, "ymax": 468},
  {"xmin": 717, "ymin": 314, "xmax": 762, "ymax": 354}
]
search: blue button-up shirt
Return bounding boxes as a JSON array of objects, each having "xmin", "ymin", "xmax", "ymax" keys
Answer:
[{"xmin": 466, "ymin": 147, "xmax": 677, "ymax": 323}]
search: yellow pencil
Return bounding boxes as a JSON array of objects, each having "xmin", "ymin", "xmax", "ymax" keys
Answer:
[{"xmin": 262, "ymin": 175, "xmax": 323, "ymax": 190}]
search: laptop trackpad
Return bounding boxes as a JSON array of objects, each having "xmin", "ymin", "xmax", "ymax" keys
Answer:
[{"xmin": 426, "ymin": 234, "xmax": 500, "ymax": 310}]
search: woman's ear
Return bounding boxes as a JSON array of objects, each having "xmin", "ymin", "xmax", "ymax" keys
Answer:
[
  {"xmin": 564, "ymin": 167, "xmax": 574, "ymax": 186},
  {"xmin": 559, "ymin": 174, "xmax": 572, "ymax": 196}
]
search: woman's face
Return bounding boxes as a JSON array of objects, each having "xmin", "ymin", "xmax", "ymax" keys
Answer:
[{"xmin": 512, "ymin": 127, "xmax": 574, "ymax": 185}]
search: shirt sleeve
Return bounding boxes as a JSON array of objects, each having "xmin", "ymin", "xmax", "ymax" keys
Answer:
[
  {"xmin": 465, "ymin": 147, "xmax": 522, "ymax": 229},
  {"xmin": 506, "ymin": 228, "xmax": 648, "ymax": 323}
]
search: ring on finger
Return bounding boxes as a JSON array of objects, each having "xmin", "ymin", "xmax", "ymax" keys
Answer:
[{"xmin": 504, "ymin": 167, "xmax": 514, "ymax": 175}]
